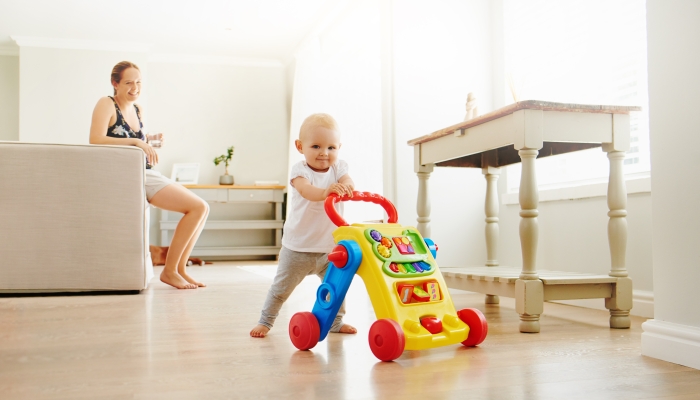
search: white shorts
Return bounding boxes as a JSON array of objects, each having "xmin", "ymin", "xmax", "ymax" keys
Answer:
[{"xmin": 145, "ymin": 169, "xmax": 174, "ymax": 201}]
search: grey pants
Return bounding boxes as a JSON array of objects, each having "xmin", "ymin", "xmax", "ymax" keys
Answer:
[{"xmin": 258, "ymin": 246, "xmax": 346, "ymax": 331}]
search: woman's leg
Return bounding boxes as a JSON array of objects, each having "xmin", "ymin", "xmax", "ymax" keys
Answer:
[
  {"xmin": 176, "ymin": 215, "xmax": 208, "ymax": 287},
  {"xmin": 149, "ymin": 184, "xmax": 209, "ymax": 289}
]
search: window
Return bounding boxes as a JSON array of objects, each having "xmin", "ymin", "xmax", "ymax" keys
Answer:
[
  {"xmin": 503, "ymin": 0, "xmax": 649, "ymax": 194},
  {"xmin": 287, "ymin": 0, "xmax": 384, "ymax": 222}
]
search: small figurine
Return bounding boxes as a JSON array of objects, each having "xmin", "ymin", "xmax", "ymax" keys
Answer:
[{"xmin": 463, "ymin": 92, "xmax": 479, "ymax": 121}]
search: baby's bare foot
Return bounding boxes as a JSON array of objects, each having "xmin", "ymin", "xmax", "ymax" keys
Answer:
[
  {"xmin": 250, "ymin": 324, "xmax": 270, "ymax": 338},
  {"xmin": 338, "ymin": 324, "xmax": 357, "ymax": 334},
  {"xmin": 160, "ymin": 270, "xmax": 197, "ymax": 289},
  {"xmin": 179, "ymin": 270, "xmax": 206, "ymax": 287}
]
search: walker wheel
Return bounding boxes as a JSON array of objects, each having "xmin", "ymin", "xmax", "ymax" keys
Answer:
[
  {"xmin": 368, "ymin": 319, "xmax": 405, "ymax": 362},
  {"xmin": 289, "ymin": 312, "xmax": 320, "ymax": 350},
  {"xmin": 458, "ymin": 308, "xmax": 488, "ymax": 347}
]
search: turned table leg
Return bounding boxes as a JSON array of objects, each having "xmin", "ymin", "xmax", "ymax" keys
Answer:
[
  {"xmin": 516, "ymin": 148, "xmax": 543, "ymax": 333},
  {"xmin": 416, "ymin": 163, "xmax": 434, "ymax": 238},
  {"xmin": 483, "ymin": 160, "xmax": 501, "ymax": 304},
  {"xmin": 605, "ymin": 150, "xmax": 632, "ymax": 328}
]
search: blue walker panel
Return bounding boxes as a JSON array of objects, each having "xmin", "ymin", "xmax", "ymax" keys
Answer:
[{"xmin": 311, "ymin": 240, "xmax": 363, "ymax": 341}]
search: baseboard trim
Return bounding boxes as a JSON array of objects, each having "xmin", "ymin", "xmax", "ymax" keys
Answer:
[
  {"xmin": 549, "ymin": 289, "xmax": 654, "ymax": 318},
  {"xmin": 641, "ymin": 319, "xmax": 700, "ymax": 370}
]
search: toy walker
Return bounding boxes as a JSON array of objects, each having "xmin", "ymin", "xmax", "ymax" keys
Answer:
[{"xmin": 288, "ymin": 191, "xmax": 488, "ymax": 362}]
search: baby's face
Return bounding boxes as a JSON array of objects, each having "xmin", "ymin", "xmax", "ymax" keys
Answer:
[{"xmin": 296, "ymin": 125, "xmax": 341, "ymax": 173}]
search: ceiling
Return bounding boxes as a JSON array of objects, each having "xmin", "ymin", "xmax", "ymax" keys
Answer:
[{"xmin": 0, "ymin": 0, "xmax": 345, "ymax": 61}]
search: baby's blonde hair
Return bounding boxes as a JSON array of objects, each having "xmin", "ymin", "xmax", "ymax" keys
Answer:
[{"xmin": 299, "ymin": 113, "xmax": 339, "ymax": 140}]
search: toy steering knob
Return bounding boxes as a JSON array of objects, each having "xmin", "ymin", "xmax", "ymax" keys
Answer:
[
  {"xmin": 328, "ymin": 244, "xmax": 348, "ymax": 268},
  {"xmin": 324, "ymin": 191, "xmax": 399, "ymax": 227}
]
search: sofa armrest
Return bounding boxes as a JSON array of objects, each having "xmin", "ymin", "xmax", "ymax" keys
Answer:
[{"xmin": 0, "ymin": 142, "xmax": 149, "ymax": 291}]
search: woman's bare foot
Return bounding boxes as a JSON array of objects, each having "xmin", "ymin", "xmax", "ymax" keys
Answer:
[
  {"xmin": 179, "ymin": 270, "xmax": 206, "ymax": 287},
  {"xmin": 250, "ymin": 324, "xmax": 270, "ymax": 338},
  {"xmin": 338, "ymin": 324, "xmax": 357, "ymax": 334},
  {"xmin": 160, "ymin": 270, "xmax": 197, "ymax": 289}
]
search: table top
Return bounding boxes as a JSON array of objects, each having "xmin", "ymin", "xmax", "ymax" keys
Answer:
[
  {"xmin": 408, "ymin": 100, "xmax": 641, "ymax": 168},
  {"xmin": 183, "ymin": 184, "xmax": 286, "ymax": 190},
  {"xmin": 408, "ymin": 100, "xmax": 641, "ymax": 146}
]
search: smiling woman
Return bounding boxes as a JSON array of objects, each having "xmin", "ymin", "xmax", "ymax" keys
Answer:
[{"xmin": 88, "ymin": 61, "xmax": 210, "ymax": 290}]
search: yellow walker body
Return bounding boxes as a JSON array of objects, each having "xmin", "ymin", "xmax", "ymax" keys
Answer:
[{"xmin": 288, "ymin": 192, "xmax": 487, "ymax": 361}]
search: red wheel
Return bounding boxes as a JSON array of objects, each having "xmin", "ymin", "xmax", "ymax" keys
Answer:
[
  {"xmin": 458, "ymin": 308, "xmax": 488, "ymax": 347},
  {"xmin": 289, "ymin": 312, "xmax": 320, "ymax": 350},
  {"xmin": 368, "ymin": 319, "xmax": 405, "ymax": 362}
]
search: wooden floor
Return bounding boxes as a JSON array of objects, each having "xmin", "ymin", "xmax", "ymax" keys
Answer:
[{"xmin": 1, "ymin": 262, "xmax": 699, "ymax": 400}]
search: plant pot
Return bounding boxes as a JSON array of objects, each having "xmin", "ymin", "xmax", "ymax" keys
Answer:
[{"xmin": 219, "ymin": 174, "xmax": 234, "ymax": 185}]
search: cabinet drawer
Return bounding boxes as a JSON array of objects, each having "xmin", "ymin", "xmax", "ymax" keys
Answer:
[
  {"xmin": 228, "ymin": 189, "xmax": 274, "ymax": 202},
  {"xmin": 190, "ymin": 189, "xmax": 223, "ymax": 201}
]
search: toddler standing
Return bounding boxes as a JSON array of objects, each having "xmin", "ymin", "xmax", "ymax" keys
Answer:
[{"xmin": 250, "ymin": 113, "xmax": 357, "ymax": 338}]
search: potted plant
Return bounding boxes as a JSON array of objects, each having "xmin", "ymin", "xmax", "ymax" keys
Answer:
[{"xmin": 214, "ymin": 146, "xmax": 235, "ymax": 185}]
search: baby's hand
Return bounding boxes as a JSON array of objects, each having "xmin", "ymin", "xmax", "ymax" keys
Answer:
[{"xmin": 325, "ymin": 183, "xmax": 353, "ymax": 198}]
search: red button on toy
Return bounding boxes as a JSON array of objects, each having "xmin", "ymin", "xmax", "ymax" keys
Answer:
[{"xmin": 420, "ymin": 316, "xmax": 443, "ymax": 334}]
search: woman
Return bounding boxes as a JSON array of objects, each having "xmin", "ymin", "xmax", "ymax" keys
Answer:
[{"xmin": 89, "ymin": 61, "xmax": 209, "ymax": 290}]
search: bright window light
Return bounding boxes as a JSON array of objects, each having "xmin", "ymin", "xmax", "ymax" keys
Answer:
[{"xmin": 503, "ymin": 0, "xmax": 650, "ymax": 193}]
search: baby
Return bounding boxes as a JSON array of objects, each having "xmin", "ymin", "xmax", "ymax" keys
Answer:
[{"xmin": 250, "ymin": 113, "xmax": 357, "ymax": 338}]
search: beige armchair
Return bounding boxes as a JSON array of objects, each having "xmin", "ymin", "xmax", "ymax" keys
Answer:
[{"xmin": 0, "ymin": 141, "xmax": 153, "ymax": 293}]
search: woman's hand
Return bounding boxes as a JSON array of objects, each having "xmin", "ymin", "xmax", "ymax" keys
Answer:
[{"xmin": 136, "ymin": 140, "xmax": 159, "ymax": 166}]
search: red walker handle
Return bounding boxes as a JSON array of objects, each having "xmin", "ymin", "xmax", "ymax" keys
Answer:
[{"xmin": 324, "ymin": 191, "xmax": 398, "ymax": 227}]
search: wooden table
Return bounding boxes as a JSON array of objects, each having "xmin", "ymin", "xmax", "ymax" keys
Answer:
[
  {"xmin": 160, "ymin": 185, "xmax": 286, "ymax": 258},
  {"xmin": 408, "ymin": 100, "xmax": 641, "ymax": 333}
]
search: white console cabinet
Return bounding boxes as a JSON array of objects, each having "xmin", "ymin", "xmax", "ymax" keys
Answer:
[{"xmin": 159, "ymin": 185, "xmax": 286, "ymax": 258}]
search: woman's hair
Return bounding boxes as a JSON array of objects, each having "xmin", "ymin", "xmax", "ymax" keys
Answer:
[{"xmin": 111, "ymin": 61, "xmax": 140, "ymax": 95}]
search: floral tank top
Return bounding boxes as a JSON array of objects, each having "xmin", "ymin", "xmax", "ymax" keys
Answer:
[{"xmin": 106, "ymin": 96, "xmax": 150, "ymax": 168}]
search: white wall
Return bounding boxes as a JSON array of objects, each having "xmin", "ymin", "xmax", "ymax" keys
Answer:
[
  {"xmin": 0, "ymin": 55, "xmax": 19, "ymax": 141},
  {"xmin": 18, "ymin": 46, "xmax": 148, "ymax": 144},
  {"xmin": 641, "ymin": 0, "xmax": 700, "ymax": 370},
  {"xmin": 392, "ymin": 0, "xmax": 494, "ymax": 268},
  {"xmin": 146, "ymin": 61, "xmax": 289, "ymax": 187}
]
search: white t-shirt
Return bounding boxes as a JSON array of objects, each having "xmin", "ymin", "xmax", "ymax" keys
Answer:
[{"xmin": 282, "ymin": 160, "xmax": 349, "ymax": 253}]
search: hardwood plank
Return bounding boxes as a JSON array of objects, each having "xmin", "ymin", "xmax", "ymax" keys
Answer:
[{"xmin": 0, "ymin": 263, "xmax": 697, "ymax": 399}]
